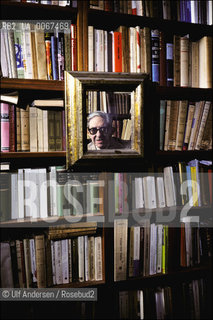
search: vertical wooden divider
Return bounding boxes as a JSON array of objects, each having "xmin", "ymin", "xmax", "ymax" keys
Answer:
[
  {"xmin": 83, "ymin": 0, "xmax": 88, "ymax": 71},
  {"xmin": 77, "ymin": 0, "xmax": 83, "ymax": 71}
]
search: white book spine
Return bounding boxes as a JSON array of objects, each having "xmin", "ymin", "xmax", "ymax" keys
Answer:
[
  {"xmin": 143, "ymin": 176, "xmax": 157, "ymax": 209},
  {"xmin": 78, "ymin": 236, "xmax": 85, "ymax": 282},
  {"xmin": 94, "ymin": 236, "xmax": 103, "ymax": 281},
  {"xmin": 48, "ymin": 166, "xmax": 57, "ymax": 216},
  {"xmin": 17, "ymin": 169, "xmax": 25, "ymax": 219},
  {"xmin": 164, "ymin": 166, "xmax": 176, "ymax": 207},
  {"xmin": 22, "ymin": 23, "xmax": 34, "ymax": 79},
  {"xmin": 104, "ymin": 30, "xmax": 108, "ymax": 72},
  {"xmin": 156, "ymin": 224, "xmax": 163, "ymax": 273},
  {"xmin": 23, "ymin": 168, "xmax": 32, "ymax": 218},
  {"xmin": 3, "ymin": 30, "xmax": 12, "ymax": 78},
  {"xmin": 135, "ymin": 177, "xmax": 144, "ymax": 208},
  {"xmin": 0, "ymin": 30, "xmax": 10, "ymax": 77},
  {"xmin": 84, "ymin": 235, "xmax": 89, "ymax": 282},
  {"xmin": 29, "ymin": 238, "xmax": 37, "ymax": 283},
  {"xmin": 38, "ymin": 168, "xmax": 48, "ymax": 218},
  {"xmin": 7, "ymin": 30, "xmax": 18, "ymax": 78},
  {"xmin": 88, "ymin": 26, "xmax": 94, "ymax": 72},
  {"xmin": 156, "ymin": 177, "xmax": 166, "ymax": 208},
  {"xmin": 11, "ymin": 172, "xmax": 19, "ymax": 219},
  {"xmin": 61, "ymin": 239, "xmax": 69, "ymax": 284},
  {"xmin": 30, "ymin": 169, "xmax": 40, "ymax": 219},
  {"xmin": 54, "ymin": 240, "xmax": 63, "ymax": 285}
]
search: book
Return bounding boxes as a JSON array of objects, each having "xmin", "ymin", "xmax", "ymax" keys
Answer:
[
  {"xmin": 94, "ymin": 236, "xmax": 103, "ymax": 281},
  {"xmin": 180, "ymin": 35, "xmax": 189, "ymax": 87},
  {"xmin": 112, "ymin": 31, "xmax": 122, "ymax": 72},
  {"xmin": 0, "ymin": 242, "xmax": 14, "ymax": 287},
  {"xmin": 167, "ymin": 100, "xmax": 179, "ymax": 151},
  {"xmin": 151, "ymin": 29, "xmax": 160, "ymax": 83},
  {"xmin": 0, "ymin": 103, "xmax": 10, "ymax": 152},
  {"xmin": 175, "ymin": 100, "xmax": 188, "ymax": 150},
  {"xmin": 195, "ymin": 101, "xmax": 211, "ymax": 150},
  {"xmin": 163, "ymin": 166, "xmax": 176, "ymax": 207},
  {"xmin": 114, "ymin": 219, "xmax": 128, "ymax": 281},
  {"xmin": 200, "ymin": 105, "xmax": 212, "ymax": 150},
  {"xmin": 198, "ymin": 36, "xmax": 212, "ymax": 88},
  {"xmin": 142, "ymin": 176, "xmax": 157, "ymax": 209},
  {"xmin": 166, "ymin": 41, "xmax": 173, "ymax": 86},
  {"xmin": 188, "ymin": 101, "xmax": 205, "ymax": 150},
  {"xmin": 35, "ymin": 235, "xmax": 46, "ymax": 288},
  {"xmin": 183, "ymin": 102, "xmax": 195, "ymax": 150},
  {"xmin": 173, "ymin": 34, "xmax": 180, "ymax": 87},
  {"xmin": 34, "ymin": 28, "xmax": 47, "ymax": 80}
]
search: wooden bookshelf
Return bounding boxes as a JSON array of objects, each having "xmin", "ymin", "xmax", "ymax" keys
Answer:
[{"xmin": 0, "ymin": 1, "xmax": 212, "ymax": 319}]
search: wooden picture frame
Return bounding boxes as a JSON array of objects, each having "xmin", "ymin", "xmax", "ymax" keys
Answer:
[{"xmin": 65, "ymin": 71, "xmax": 148, "ymax": 168}]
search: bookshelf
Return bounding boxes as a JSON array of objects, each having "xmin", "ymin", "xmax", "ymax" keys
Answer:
[{"xmin": 0, "ymin": 1, "xmax": 212, "ymax": 319}]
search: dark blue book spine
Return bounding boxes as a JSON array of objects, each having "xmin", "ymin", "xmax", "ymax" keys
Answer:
[
  {"xmin": 151, "ymin": 30, "xmax": 160, "ymax": 83},
  {"xmin": 51, "ymin": 35, "xmax": 58, "ymax": 80},
  {"xmin": 166, "ymin": 42, "xmax": 174, "ymax": 86}
]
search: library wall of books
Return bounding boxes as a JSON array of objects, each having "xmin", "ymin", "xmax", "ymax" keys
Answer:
[{"xmin": 0, "ymin": 1, "xmax": 212, "ymax": 319}]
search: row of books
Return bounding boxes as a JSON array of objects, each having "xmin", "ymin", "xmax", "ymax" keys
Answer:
[
  {"xmin": 90, "ymin": 0, "xmax": 212, "ymax": 25},
  {"xmin": 0, "ymin": 232, "xmax": 103, "ymax": 288},
  {"xmin": 0, "ymin": 161, "xmax": 212, "ymax": 222},
  {"xmin": 113, "ymin": 161, "xmax": 212, "ymax": 213},
  {"xmin": 119, "ymin": 278, "xmax": 209, "ymax": 319},
  {"xmin": 0, "ymin": 103, "xmax": 65, "ymax": 152},
  {"xmin": 15, "ymin": 0, "xmax": 76, "ymax": 6},
  {"xmin": 160, "ymin": 100, "xmax": 212, "ymax": 152},
  {"xmin": 87, "ymin": 91, "xmax": 131, "ymax": 115},
  {"xmin": 87, "ymin": 91, "xmax": 132, "ymax": 140},
  {"xmin": 88, "ymin": 25, "xmax": 212, "ymax": 88},
  {"xmin": 114, "ymin": 219, "xmax": 212, "ymax": 281},
  {"xmin": 1, "ymin": 22, "xmax": 77, "ymax": 80},
  {"xmin": 0, "ymin": 168, "xmax": 104, "ymax": 222}
]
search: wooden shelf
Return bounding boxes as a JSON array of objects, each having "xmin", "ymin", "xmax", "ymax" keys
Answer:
[
  {"xmin": 155, "ymin": 86, "xmax": 213, "ymax": 100},
  {"xmin": 1, "ymin": 1, "xmax": 77, "ymax": 19},
  {"xmin": 53, "ymin": 280, "xmax": 105, "ymax": 288},
  {"xmin": 0, "ymin": 214, "xmax": 105, "ymax": 228},
  {"xmin": 154, "ymin": 150, "xmax": 212, "ymax": 162},
  {"xmin": 88, "ymin": 8, "xmax": 212, "ymax": 37},
  {"xmin": 112, "ymin": 263, "xmax": 212, "ymax": 289},
  {"xmin": 0, "ymin": 151, "xmax": 66, "ymax": 159},
  {"xmin": 0, "ymin": 78, "xmax": 64, "ymax": 91}
]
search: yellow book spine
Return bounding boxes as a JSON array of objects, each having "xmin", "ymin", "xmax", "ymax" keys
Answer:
[{"xmin": 190, "ymin": 166, "xmax": 198, "ymax": 206}]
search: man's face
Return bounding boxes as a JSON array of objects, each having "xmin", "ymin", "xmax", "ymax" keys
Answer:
[{"xmin": 88, "ymin": 116, "xmax": 111, "ymax": 149}]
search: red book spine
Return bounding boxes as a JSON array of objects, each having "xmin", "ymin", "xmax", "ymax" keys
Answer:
[
  {"xmin": 113, "ymin": 31, "xmax": 122, "ymax": 72},
  {"xmin": 0, "ymin": 103, "xmax": 10, "ymax": 152},
  {"xmin": 9, "ymin": 105, "xmax": 16, "ymax": 152},
  {"xmin": 71, "ymin": 24, "xmax": 77, "ymax": 71}
]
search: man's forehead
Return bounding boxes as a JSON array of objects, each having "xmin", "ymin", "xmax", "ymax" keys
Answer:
[{"xmin": 89, "ymin": 116, "xmax": 105, "ymax": 126}]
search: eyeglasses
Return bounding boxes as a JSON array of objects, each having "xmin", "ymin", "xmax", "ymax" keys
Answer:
[{"xmin": 88, "ymin": 127, "xmax": 109, "ymax": 135}]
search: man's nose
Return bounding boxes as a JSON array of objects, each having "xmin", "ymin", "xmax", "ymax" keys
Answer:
[{"xmin": 96, "ymin": 129, "xmax": 101, "ymax": 137}]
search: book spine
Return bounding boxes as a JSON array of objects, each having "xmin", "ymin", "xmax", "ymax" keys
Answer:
[
  {"xmin": 151, "ymin": 29, "xmax": 160, "ymax": 83},
  {"xmin": 45, "ymin": 32, "xmax": 53, "ymax": 80},
  {"xmin": 166, "ymin": 42, "xmax": 173, "ymax": 86},
  {"xmin": 113, "ymin": 31, "xmax": 122, "ymax": 72},
  {"xmin": 70, "ymin": 24, "xmax": 77, "ymax": 71},
  {"xmin": 180, "ymin": 36, "xmax": 189, "ymax": 87},
  {"xmin": 0, "ymin": 103, "xmax": 10, "ymax": 152}
]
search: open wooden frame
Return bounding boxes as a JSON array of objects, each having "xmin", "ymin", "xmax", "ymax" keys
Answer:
[{"xmin": 65, "ymin": 71, "xmax": 148, "ymax": 168}]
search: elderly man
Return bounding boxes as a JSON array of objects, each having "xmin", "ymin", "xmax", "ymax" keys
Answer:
[{"xmin": 87, "ymin": 111, "xmax": 131, "ymax": 150}]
